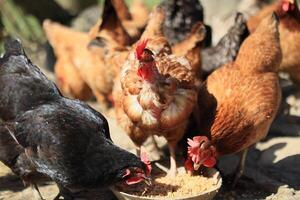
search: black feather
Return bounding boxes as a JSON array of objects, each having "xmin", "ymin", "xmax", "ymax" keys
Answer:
[{"xmin": 0, "ymin": 39, "xmax": 145, "ymax": 196}]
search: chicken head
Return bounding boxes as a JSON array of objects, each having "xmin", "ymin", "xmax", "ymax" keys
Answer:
[{"xmin": 187, "ymin": 136, "xmax": 217, "ymax": 170}]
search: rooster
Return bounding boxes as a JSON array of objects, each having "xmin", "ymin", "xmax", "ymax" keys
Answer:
[
  {"xmin": 113, "ymin": 7, "xmax": 198, "ymax": 176},
  {"xmin": 0, "ymin": 39, "xmax": 151, "ymax": 200},
  {"xmin": 185, "ymin": 13, "xmax": 282, "ymax": 186}
]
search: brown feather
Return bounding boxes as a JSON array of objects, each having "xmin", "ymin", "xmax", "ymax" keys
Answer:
[{"xmin": 197, "ymin": 14, "xmax": 282, "ymax": 156}]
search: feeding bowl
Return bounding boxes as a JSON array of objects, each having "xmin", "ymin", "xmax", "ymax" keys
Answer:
[{"xmin": 111, "ymin": 168, "xmax": 222, "ymax": 200}]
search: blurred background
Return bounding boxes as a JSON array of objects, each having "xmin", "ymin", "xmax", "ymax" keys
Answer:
[
  {"xmin": 0, "ymin": 0, "xmax": 160, "ymax": 68},
  {"xmin": 0, "ymin": 0, "xmax": 276, "ymax": 69},
  {"xmin": 1, "ymin": 0, "xmax": 300, "ymax": 199}
]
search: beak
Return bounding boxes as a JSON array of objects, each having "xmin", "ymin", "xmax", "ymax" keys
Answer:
[{"xmin": 193, "ymin": 162, "xmax": 201, "ymax": 171}]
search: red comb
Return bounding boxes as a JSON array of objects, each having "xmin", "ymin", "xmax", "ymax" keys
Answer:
[
  {"xmin": 281, "ymin": 0, "xmax": 295, "ymax": 12},
  {"xmin": 187, "ymin": 136, "xmax": 216, "ymax": 168},
  {"xmin": 140, "ymin": 148, "xmax": 152, "ymax": 175},
  {"xmin": 135, "ymin": 39, "xmax": 148, "ymax": 60},
  {"xmin": 187, "ymin": 136, "xmax": 209, "ymax": 156}
]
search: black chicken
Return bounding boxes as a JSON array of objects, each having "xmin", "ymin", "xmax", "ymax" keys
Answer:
[
  {"xmin": 160, "ymin": 0, "xmax": 212, "ymax": 47},
  {"xmin": 0, "ymin": 39, "xmax": 150, "ymax": 199},
  {"xmin": 201, "ymin": 13, "xmax": 249, "ymax": 79}
]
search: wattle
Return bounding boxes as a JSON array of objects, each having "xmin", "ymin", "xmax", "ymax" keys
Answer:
[{"xmin": 137, "ymin": 66, "xmax": 151, "ymax": 80}]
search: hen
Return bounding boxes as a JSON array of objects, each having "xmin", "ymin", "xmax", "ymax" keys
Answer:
[
  {"xmin": 185, "ymin": 14, "xmax": 282, "ymax": 185},
  {"xmin": 107, "ymin": 0, "xmax": 149, "ymax": 41},
  {"xmin": 43, "ymin": 21, "xmax": 93, "ymax": 100},
  {"xmin": 171, "ymin": 22, "xmax": 206, "ymax": 82},
  {"xmin": 201, "ymin": 13, "xmax": 249, "ymax": 79},
  {"xmin": 113, "ymin": 7, "xmax": 199, "ymax": 176},
  {"xmin": 45, "ymin": 0, "xmax": 131, "ymax": 108},
  {"xmin": 0, "ymin": 40, "xmax": 150, "ymax": 200},
  {"xmin": 248, "ymin": 0, "xmax": 300, "ymax": 86},
  {"xmin": 75, "ymin": 0, "xmax": 132, "ymax": 108}
]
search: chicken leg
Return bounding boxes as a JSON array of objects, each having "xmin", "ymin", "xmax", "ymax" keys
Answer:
[
  {"xmin": 150, "ymin": 135, "xmax": 165, "ymax": 160},
  {"xmin": 31, "ymin": 184, "xmax": 45, "ymax": 200},
  {"xmin": 167, "ymin": 143, "xmax": 177, "ymax": 177},
  {"xmin": 54, "ymin": 184, "xmax": 74, "ymax": 200},
  {"xmin": 232, "ymin": 148, "xmax": 248, "ymax": 188},
  {"xmin": 135, "ymin": 146, "xmax": 141, "ymax": 157}
]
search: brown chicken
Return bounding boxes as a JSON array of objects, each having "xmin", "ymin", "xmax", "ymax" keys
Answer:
[
  {"xmin": 74, "ymin": 0, "xmax": 132, "ymax": 107},
  {"xmin": 44, "ymin": 0, "xmax": 131, "ymax": 108},
  {"xmin": 43, "ymin": 21, "xmax": 93, "ymax": 100},
  {"xmin": 186, "ymin": 13, "xmax": 282, "ymax": 185},
  {"xmin": 172, "ymin": 22, "xmax": 206, "ymax": 80},
  {"xmin": 248, "ymin": 0, "xmax": 300, "ymax": 85},
  {"xmin": 108, "ymin": 0, "xmax": 149, "ymax": 41},
  {"xmin": 113, "ymin": 7, "xmax": 199, "ymax": 176}
]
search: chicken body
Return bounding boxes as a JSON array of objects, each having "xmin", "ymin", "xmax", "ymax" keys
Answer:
[
  {"xmin": 43, "ymin": 21, "xmax": 93, "ymax": 100},
  {"xmin": 114, "ymin": 7, "xmax": 198, "ymax": 176},
  {"xmin": 186, "ymin": 14, "xmax": 282, "ymax": 176},
  {"xmin": 44, "ymin": 0, "xmax": 132, "ymax": 108},
  {"xmin": 247, "ymin": 0, "xmax": 300, "ymax": 85},
  {"xmin": 0, "ymin": 40, "xmax": 148, "ymax": 199},
  {"xmin": 109, "ymin": 0, "xmax": 149, "ymax": 41},
  {"xmin": 201, "ymin": 13, "xmax": 249, "ymax": 79},
  {"xmin": 172, "ymin": 22, "xmax": 206, "ymax": 80}
]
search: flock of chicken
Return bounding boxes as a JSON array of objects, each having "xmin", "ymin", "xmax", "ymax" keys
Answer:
[{"xmin": 0, "ymin": 0, "xmax": 300, "ymax": 199}]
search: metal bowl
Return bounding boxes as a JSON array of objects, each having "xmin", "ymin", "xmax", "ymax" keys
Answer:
[{"xmin": 111, "ymin": 168, "xmax": 222, "ymax": 200}]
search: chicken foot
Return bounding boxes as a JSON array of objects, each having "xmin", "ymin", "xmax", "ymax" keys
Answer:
[
  {"xmin": 232, "ymin": 148, "xmax": 248, "ymax": 188},
  {"xmin": 31, "ymin": 184, "xmax": 45, "ymax": 200}
]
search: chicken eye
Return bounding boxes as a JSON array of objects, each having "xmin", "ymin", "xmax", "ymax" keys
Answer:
[{"xmin": 141, "ymin": 48, "xmax": 154, "ymax": 62}]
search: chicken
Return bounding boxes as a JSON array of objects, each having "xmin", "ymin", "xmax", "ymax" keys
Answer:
[
  {"xmin": 247, "ymin": 1, "xmax": 279, "ymax": 33},
  {"xmin": 75, "ymin": 0, "xmax": 132, "ymax": 108},
  {"xmin": 107, "ymin": 0, "xmax": 149, "ymax": 41},
  {"xmin": 185, "ymin": 13, "xmax": 282, "ymax": 186},
  {"xmin": 0, "ymin": 39, "xmax": 151, "ymax": 199},
  {"xmin": 172, "ymin": 22, "xmax": 206, "ymax": 80},
  {"xmin": 43, "ymin": 22, "xmax": 93, "ymax": 100},
  {"xmin": 160, "ymin": 0, "xmax": 211, "ymax": 47},
  {"xmin": 248, "ymin": 0, "xmax": 300, "ymax": 86},
  {"xmin": 45, "ymin": 0, "xmax": 131, "ymax": 108},
  {"xmin": 91, "ymin": 0, "xmax": 132, "ymax": 46},
  {"xmin": 201, "ymin": 13, "xmax": 249, "ymax": 79},
  {"xmin": 113, "ymin": 7, "xmax": 199, "ymax": 176}
]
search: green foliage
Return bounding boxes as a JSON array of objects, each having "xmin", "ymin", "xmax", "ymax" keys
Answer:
[
  {"xmin": 125, "ymin": 0, "xmax": 161, "ymax": 7},
  {"xmin": 0, "ymin": 0, "xmax": 45, "ymax": 45}
]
